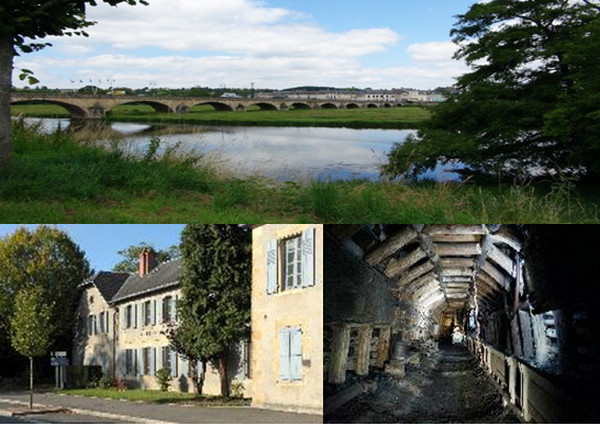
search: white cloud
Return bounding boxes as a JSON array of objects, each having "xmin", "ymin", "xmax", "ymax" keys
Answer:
[{"xmin": 13, "ymin": 0, "xmax": 469, "ymax": 90}]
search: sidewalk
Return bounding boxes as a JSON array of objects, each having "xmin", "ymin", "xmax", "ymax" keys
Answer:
[{"xmin": 0, "ymin": 392, "xmax": 322, "ymax": 424}]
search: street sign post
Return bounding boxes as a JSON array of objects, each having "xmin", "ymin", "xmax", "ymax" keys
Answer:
[{"xmin": 50, "ymin": 351, "xmax": 68, "ymax": 389}]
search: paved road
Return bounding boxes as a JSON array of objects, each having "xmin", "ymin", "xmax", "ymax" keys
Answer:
[
  {"xmin": 0, "ymin": 392, "xmax": 322, "ymax": 424},
  {"xmin": 0, "ymin": 402, "xmax": 118, "ymax": 423}
]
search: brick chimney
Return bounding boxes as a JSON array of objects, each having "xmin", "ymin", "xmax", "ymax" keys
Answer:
[{"xmin": 138, "ymin": 247, "xmax": 157, "ymax": 277}]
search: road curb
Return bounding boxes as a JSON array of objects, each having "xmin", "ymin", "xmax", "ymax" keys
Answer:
[{"xmin": 0, "ymin": 397, "xmax": 171, "ymax": 424}]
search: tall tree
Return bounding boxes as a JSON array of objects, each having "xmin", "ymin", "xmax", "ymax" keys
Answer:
[
  {"xmin": 0, "ymin": 0, "xmax": 148, "ymax": 168},
  {"xmin": 10, "ymin": 286, "xmax": 55, "ymax": 409},
  {"xmin": 169, "ymin": 225, "xmax": 251, "ymax": 397},
  {"xmin": 384, "ymin": 0, "xmax": 600, "ymax": 180},
  {"xmin": 0, "ymin": 226, "xmax": 90, "ymax": 377},
  {"xmin": 112, "ymin": 242, "xmax": 180, "ymax": 273}
]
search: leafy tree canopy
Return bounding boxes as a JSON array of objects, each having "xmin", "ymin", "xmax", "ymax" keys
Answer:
[
  {"xmin": 112, "ymin": 242, "xmax": 180, "ymax": 273},
  {"xmin": 0, "ymin": 226, "xmax": 90, "ymax": 349},
  {"xmin": 384, "ymin": 0, "xmax": 600, "ymax": 180},
  {"xmin": 10, "ymin": 286, "xmax": 55, "ymax": 357},
  {"xmin": 169, "ymin": 225, "xmax": 251, "ymax": 396}
]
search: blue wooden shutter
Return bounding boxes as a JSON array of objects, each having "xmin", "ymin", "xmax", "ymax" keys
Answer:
[
  {"xmin": 302, "ymin": 227, "xmax": 315, "ymax": 287},
  {"xmin": 290, "ymin": 327, "xmax": 303, "ymax": 380},
  {"xmin": 170, "ymin": 349, "xmax": 177, "ymax": 377},
  {"xmin": 158, "ymin": 298, "xmax": 164, "ymax": 324},
  {"xmin": 174, "ymin": 295, "xmax": 179, "ymax": 322},
  {"xmin": 181, "ymin": 355, "xmax": 187, "ymax": 377},
  {"xmin": 153, "ymin": 300, "xmax": 157, "ymax": 325},
  {"xmin": 267, "ymin": 240, "xmax": 278, "ymax": 294},
  {"xmin": 134, "ymin": 304, "xmax": 138, "ymax": 329},
  {"xmin": 279, "ymin": 328, "xmax": 290, "ymax": 381},
  {"xmin": 137, "ymin": 349, "xmax": 143, "ymax": 376}
]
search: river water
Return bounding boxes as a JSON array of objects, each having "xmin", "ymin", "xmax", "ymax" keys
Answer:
[{"xmin": 23, "ymin": 118, "xmax": 461, "ymax": 182}]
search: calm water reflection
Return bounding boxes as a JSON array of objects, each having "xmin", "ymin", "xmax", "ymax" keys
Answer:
[{"xmin": 21, "ymin": 118, "xmax": 461, "ymax": 182}]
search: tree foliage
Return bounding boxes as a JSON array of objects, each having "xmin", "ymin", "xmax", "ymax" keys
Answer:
[
  {"xmin": 0, "ymin": 225, "xmax": 90, "ymax": 375},
  {"xmin": 384, "ymin": 0, "xmax": 600, "ymax": 180},
  {"xmin": 10, "ymin": 286, "xmax": 55, "ymax": 357},
  {"xmin": 112, "ymin": 242, "xmax": 180, "ymax": 273},
  {"xmin": 168, "ymin": 225, "xmax": 251, "ymax": 397},
  {"xmin": 0, "ymin": 0, "xmax": 148, "ymax": 167}
]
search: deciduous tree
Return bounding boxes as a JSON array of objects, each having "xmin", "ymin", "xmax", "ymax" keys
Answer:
[
  {"xmin": 168, "ymin": 225, "xmax": 251, "ymax": 397},
  {"xmin": 10, "ymin": 286, "xmax": 55, "ymax": 408},
  {"xmin": 112, "ymin": 242, "xmax": 180, "ymax": 273},
  {"xmin": 384, "ymin": 0, "xmax": 600, "ymax": 180},
  {"xmin": 0, "ymin": 0, "xmax": 148, "ymax": 168},
  {"xmin": 0, "ymin": 226, "xmax": 90, "ymax": 377}
]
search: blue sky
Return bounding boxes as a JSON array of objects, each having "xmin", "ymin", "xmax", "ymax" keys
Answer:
[
  {"xmin": 0, "ymin": 225, "xmax": 185, "ymax": 272},
  {"xmin": 14, "ymin": 0, "xmax": 477, "ymax": 90}
]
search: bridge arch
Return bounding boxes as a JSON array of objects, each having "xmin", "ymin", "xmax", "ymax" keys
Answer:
[
  {"xmin": 111, "ymin": 100, "xmax": 174, "ymax": 114},
  {"xmin": 346, "ymin": 103, "xmax": 361, "ymax": 109},
  {"xmin": 192, "ymin": 102, "xmax": 234, "ymax": 112},
  {"xmin": 367, "ymin": 103, "xmax": 379, "ymax": 109},
  {"xmin": 11, "ymin": 99, "xmax": 87, "ymax": 120},
  {"xmin": 250, "ymin": 102, "xmax": 279, "ymax": 111},
  {"xmin": 291, "ymin": 102, "xmax": 312, "ymax": 110},
  {"xmin": 320, "ymin": 103, "xmax": 338, "ymax": 109}
]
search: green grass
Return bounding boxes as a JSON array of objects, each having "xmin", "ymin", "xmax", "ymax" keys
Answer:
[
  {"xmin": 0, "ymin": 121, "xmax": 598, "ymax": 223},
  {"xmin": 60, "ymin": 388, "xmax": 250, "ymax": 406}
]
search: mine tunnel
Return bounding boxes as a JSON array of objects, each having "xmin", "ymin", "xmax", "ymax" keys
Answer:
[{"xmin": 324, "ymin": 225, "xmax": 600, "ymax": 424}]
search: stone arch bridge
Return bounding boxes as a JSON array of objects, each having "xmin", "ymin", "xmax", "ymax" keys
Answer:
[{"xmin": 11, "ymin": 93, "xmax": 403, "ymax": 119}]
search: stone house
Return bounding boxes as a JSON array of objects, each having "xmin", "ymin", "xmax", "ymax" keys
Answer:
[
  {"xmin": 73, "ymin": 248, "xmax": 251, "ymax": 396},
  {"xmin": 250, "ymin": 225, "xmax": 323, "ymax": 414}
]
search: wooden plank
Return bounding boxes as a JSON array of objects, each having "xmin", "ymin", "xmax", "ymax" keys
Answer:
[
  {"xmin": 481, "ymin": 260, "xmax": 510, "ymax": 290},
  {"xmin": 328, "ymin": 325, "xmax": 351, "ymax": 384},
  {"xmin": 384, "ymin": 247, "xmax": 427, "ymax": 278},
  {"xmin": 431, "ymin": 234, "xmax": 482, "ymax": 243},
  {"xmin": 376, "ymin": 326, "xmax": 391, "ymax": 368},
  {"xmin": 365, "ymin": 227, "xmax": 418, "ymax": 265},
  {"xmin": 440, "ymin": 267, "xmax": 473, "ymax": 277},
  {"xmin": 441, "ymin": 257, "xmax": 475, "ymax": 268},
  {"xmin": 424, "ymin": 225, "xmax": 487, "ymax": 235},
  {"xmin": 398, "ymin": 260, "xmax": 435, "ymax": 286},
  {"xmin": 356, "ymin": 325, "xmax": 373, "ymax": 376},
  {"xmin": 405, "ymin": 271, "xmax": 437, "ymax": 293},
  {"xmin": 434, "ymin": 242, "xmax": 481, "ymax": 257},
  {"xmin": 488, "ymin": 245, "xmax": 515, "ymax": 277}
]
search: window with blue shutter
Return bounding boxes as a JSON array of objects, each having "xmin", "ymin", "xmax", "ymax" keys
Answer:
[
  {"xmin": 152, "ymin": 300, "xmax": 157, "ymax": 325},
  {"xmin": 279, "ymin": 328, "xmax": 290, "ymax": 381},
  {"xmin": 279, "ymin": 327, "xmax": 303, "ymax": 382},
  {"xmin": 170, "ymin": 349, "xmax": 177, "ymax": 378},
  {"xmin": 180, "ymin": 355, "xmax": 187, "ymax": 377},
  {"xmin": 290, "ymin": 327, "xmax": 303, "ymax": 380},
  {"xmin": 301, "ymin": 227, "xmax": 315, "ymax": 287},
  {"xmin": 267, "ymin": 240, "xmax": 278, "ymax": 294},
  {"xmin": 134, "ymin": 304, "xmax": 138, "ymax": 329},
  {"xmin": 152, "ymin": 347, "xmax": 157, "ymax": 375},
  {"xmin": 157, "ymin": 298, "xmax": 163, "ymax": 324}
]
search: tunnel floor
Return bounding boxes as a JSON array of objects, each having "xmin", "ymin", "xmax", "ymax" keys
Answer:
[{"xmin": 326, "ymin": 344, "xmax": 522, "ymax": 423}]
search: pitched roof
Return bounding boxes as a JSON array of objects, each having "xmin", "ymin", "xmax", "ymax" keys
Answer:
[
  {"xmin": 80, "ymin": 271, "xmax": 131, "ymax": 303},
  {"xmin": 111, "ymin": 259, "xmax": 181, "ymax": 304}
]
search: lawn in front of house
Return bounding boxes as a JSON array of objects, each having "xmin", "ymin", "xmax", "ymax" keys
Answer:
[{"xmin": 60, "ymin": 388, "xmax": 250, "ymax": 406}]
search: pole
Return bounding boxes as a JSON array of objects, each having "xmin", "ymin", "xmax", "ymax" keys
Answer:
[{"xmin": 29, "ymin": 356, "xmax": 33, "ymax": 409}]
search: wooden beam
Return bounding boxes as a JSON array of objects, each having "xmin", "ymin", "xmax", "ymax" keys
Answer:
[
  {"xmin": 441, "ymin": 257, "xmax": 476, "ymax": 268},
  {"xmin": 481, "ymin": 260, "xmax": 510, "ymax": 290},
  {"xmin": 405, "ymin": 271, "xmax": 437, "ymax": 293},
  {"xmin": 424, "ymin": 225, "xmax": 487, "ymax": 235},
  {"xmin": 384, "ymin": 247, "xmax": 427, "ymax": 278},
  {"xmin": 431, "ymin": 234, "xmax": 482, "ymax": 243},
  {"xmin": 487, "ymin": 245, "xmax": 515, "ymax": 277},
  {"xmin": 376, "ymin": 326, "xmax": 391, "ymax": 368},
  {"xmin": 440, "ymin": 267, "xmax": 473, "ymax": 277},
  {"xmin": 328, "ymin": 325, "xmax": 351, "ymax": 384},
  {"xmin": 365, "ymin": 227, "xmax": 418, "ymax": 265},
  {"xmin": 355, "ymin": 325, "xmax": 373, "ymax": 376},
  {"xmin": 398, "ymin": 260, "xmax": 435, "ymax": 287},
  {"xmin": 434, "ymin": 242, "xmax": 481, "ymax": 257}
]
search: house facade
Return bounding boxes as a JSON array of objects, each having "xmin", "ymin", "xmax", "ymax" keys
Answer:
[
  {"xmin": 250, "ymin": 225, "xmax": 324, "ymax": 414},
  {"xmin": 73, "ymin": 248, "xmax": 250, "ymax": 396}
]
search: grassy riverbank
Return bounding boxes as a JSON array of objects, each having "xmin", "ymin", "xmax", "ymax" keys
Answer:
[
  {"xmin": 0, "ymin": 122, "xmax": 597, "ymax": 223},
  {"xmin": 12, "ymin": 103, "xmax": 430, "ymax": 128}
]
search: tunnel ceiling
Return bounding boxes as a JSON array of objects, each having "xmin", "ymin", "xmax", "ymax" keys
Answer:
[{"xmin": 336, "ymin": 225, "xmax": 523, "ymax": 318}]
